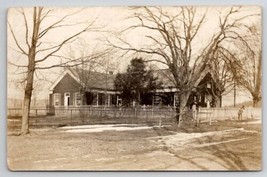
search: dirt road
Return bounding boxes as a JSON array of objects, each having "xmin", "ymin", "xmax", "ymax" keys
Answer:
[{"xmin": 7, "ymin": 120, "xmax": 261, "ymax": 171}]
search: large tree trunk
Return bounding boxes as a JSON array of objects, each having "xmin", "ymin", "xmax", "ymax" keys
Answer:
[
  {"xmin": 21, "ymin": 63, "xmax": 35, "ymax": 135},
  {"xmin": 21, "ymin": 7, "xmax": 40, "ymax": 135},
  {"xmin": 252, "ymin": 95, "xmax": 260, "ymax": 107},
  {"xmin": 252, "ymin": 53, "xmax": 262, "ymax": 108},
  {"xmin": 177, "ymin": 92, "xmax": 190, "ymax": 127},
  {"xmin": 214, "ymin": 95, "xmax": 222, "ymax": 108}
]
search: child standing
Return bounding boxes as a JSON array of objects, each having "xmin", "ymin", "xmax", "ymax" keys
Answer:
[{"xmin": 238, "ymin": 105, "xmax": 245, "ymax": 120}]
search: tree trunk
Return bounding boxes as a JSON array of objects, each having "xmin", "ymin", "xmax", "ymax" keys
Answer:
[
  {"xmin": 21, "ymin": 7, "xmax": 40, "ymax": 135},
  {"xmin": 252, "ymin": 53, "xmax": 261, "ymax": 108},
  {"xmin": 21, "ymin": 66, "xmax": 35, "ymax": 135},
  {"xmin": 253, "ymin": 96, "xmax": 260, "ymax": 107},
  {"xmin": 21, "ymin": 94, "xmax": 31, "ymax": 135},
  {"xmin": 219, "ymin": 95, "xmax": 222, "ymax": 107},
  {"xmin": 21, "ymin": 44, "xmax": 37, "ymax": 135},
  {"xmin": 177, "ymin": 92, "xmax": 190, "ymax": 127},
  {"xmin": 214, "ymin": 95, "xmax": 222, "ymax": 108}
]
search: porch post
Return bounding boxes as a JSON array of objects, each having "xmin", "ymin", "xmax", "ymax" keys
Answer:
[
  {"xmin": 173, "ymin": 93, "xmax": 176, "ymax": 107},
  {"xmin": 108, "ymin": 94, "xmax": 110, "ymax": 107},
  {"xmin": 117, "ymin": 96, "xmax": 119, "ymax": 105},
  {"xmin": 173, "ymin": 93, "xmax": 177, "ymax": 108},
  {"xmin": 96, "ymin": 92, "xmax": 99, "ymax": 106}
]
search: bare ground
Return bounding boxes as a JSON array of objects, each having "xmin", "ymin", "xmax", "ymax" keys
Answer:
[{"xmin": 7, "ymin": 119, "xmax": 262, "ymax": 171}]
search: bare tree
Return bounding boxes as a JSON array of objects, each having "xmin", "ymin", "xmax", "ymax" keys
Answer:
[
  {"xmin": 227, "ymin": 25, "xmax": 262, "ymax": 107},
  {"xmin": 72, "ymin": 58, "xmax": 102, "ymax": 122},
  {"xmin": 8, "ymin": 7, "xmax": 99, "ymax": 135},
  {"xmin": 108, "ymin": 7, "xmax": 257, "ymax": 126},
  {"xmin": 207, "ymin": 48, "xmax": 235, "ymax": 107},
  {"xmin": 67, "ymin": 41, "xmax": 117, "ymax": 122},
  {"xmin": 67, "ymin": 40, "xmax": 106, "ymax": 98},
  {"xmin": 102, "ymin": 53, "xmax": 118, "ymax": 108}
]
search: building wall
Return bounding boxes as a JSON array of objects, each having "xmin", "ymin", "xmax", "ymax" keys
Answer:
[
  {"xmin": 50, "ymin": 73, "xmax": 117, "ymax": 107},
  {"xmin": 49, "ymin": 72, "xmax": 222, "ymax": 108},
  {"xmin": 51, "ymin": 73, "xmax": 80, "ymax": 106},
  {"xmin": 49, "ymin": 94, "xmax": 53, "ymax": 107},
  {"xmin": 53, "ymin": 73, "xmax": 80, "ymax": 94}
]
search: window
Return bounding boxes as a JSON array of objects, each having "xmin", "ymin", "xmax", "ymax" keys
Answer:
[
  {"xmin": 174, "ymin": 94, "xmax": 179, "ymax": 107},
  {"xmin": 207, "ymin": 83, "xmax": 211, "ymax": 89},
  {"xmin": 74, "ymin": 92, "xmax": 81, "ymax": 106},
  {"xmin": 54, "ymin": 93, "xmax": 61, "ymax": 106},
  {"xmin": 117, "ymin": 96, "xmax": 122, "ymax": 106}
]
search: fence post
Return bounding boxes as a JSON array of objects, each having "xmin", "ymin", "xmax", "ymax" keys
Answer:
[
  {"xmin": 196, "ymin": 109, "xmax": 200, "ymax": 126},
  {"xmin": 71, "ymin": 109, "xmax": 72, "ymax": 118},
  {"xmin": 251, "ymin": 108, "xmax": 254, "ymax": 120},
  {"xmin": 159, "ymin": 116, "xmax": 162, "ymax": 127},
  {"xmin": 35, "ymin": 111, "xmax": 38, "ymax": 123},
  {"xmin": 145, "ymin": 109, "xmax": 148, "ymax": 121},
  {"xmin": 209, "ymin": 112, "xmax": 212, "ymax": 126},
  {"xmin": 70, "ymin": 109, "xmax": 73, "ymax": 125}
]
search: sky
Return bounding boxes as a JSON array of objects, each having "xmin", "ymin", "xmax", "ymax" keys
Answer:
[{"xmin": 7, "ymin": 6, "xmax": 261, "ymax": 103}]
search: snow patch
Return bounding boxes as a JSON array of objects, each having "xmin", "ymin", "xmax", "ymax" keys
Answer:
[
  {"xmin": 65, "ymin": 126, "xmax": 153, "ymax": 133},
  {"xmin": 95, "ymin": 157, "xmax": 114, "ymax": 162},
  {"xmin": 30, "ymin": 128, "xmax": 51, "ymax": 132},
  {"xmin": 191, "ymin": 138, "xmax": 249, "ymax": 148},
  {"xmin": 59, "ymin": 124, "xmax": 141, "ymax": 129},
  {"xmin": 241, "ymin": 120, "xmax": 261, "ymax": 124},
  {"xmin": 149, "ymin": 128, "xmax": 259, "ymax": 148},
  {"xmin": 60, "ymin": 124, "xmax": 155, "ymax": 133},
  {"xmin": 8, "ymin": 119, "xmax": 20, "ymax": 122}
]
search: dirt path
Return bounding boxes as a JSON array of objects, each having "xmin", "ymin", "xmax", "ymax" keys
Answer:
[{"xmin": 7, "ymin": 121, "xmax": 262, "ymax": 171}]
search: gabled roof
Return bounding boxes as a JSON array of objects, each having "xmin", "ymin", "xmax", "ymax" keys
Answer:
[
  {"xmin": 49, "ymin": 70, "xmax": 81, "ymax": 91},
  {"xmin": 50, "ymin": 67, "xmax": 213, "ymax": 92},
  {"xmin": 152, "ymin": 69, "xmax": 176, "ymax": 88},
  {"xmin": 69, "ymin": 68, "xmax": 116, "ymax": 90},
  {"xmin": 49, "ymin": 68, "xmax": 116, "ymax": 91},
  {"xmin": 152, "ymin": 67, "xmax": 212, "ymax": 89}
]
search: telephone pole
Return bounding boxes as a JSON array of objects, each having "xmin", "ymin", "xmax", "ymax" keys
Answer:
[{"xmin": 234, "ymin": 81, "xmax": 236, "ymax": 107}]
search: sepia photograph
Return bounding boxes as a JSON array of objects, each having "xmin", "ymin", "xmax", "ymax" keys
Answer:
[{"xmin": 7, "ymin": 6, "xmax": 262, "ymax": 171}]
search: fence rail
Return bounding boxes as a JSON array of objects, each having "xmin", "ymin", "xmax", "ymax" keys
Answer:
[
  {"xmin": 7, "ymin": 106, "xmax": 261, "ymax": 126},
  {"xmin": 8, "ymin": 106, "xmax": 261, "ymax": 118},
  {"xmin": 53, "ymin": 106, "xmax": 177, "ymax": 119},
  {"xmin": 198, "ymin": 107, "xmax": 261, "ymax": 121},
  {"xmin": 8, "ymin": 108, "xmax": 48, "ymax": 117},
  {"xmin": 7, "ymin": 106, "xmax": 178, "ymax": 128}
]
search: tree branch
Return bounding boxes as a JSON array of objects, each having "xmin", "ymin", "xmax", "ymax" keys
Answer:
[{"xmin": 8, "ymin": 22, "xmax": 28, "ymax": 56}]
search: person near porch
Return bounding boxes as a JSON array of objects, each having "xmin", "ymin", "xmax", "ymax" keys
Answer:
[
  {"xmin": 192, "ymin": 101, "xmax": 197, "ymax": 121},
  {"xmin": 238, "ymin": 105, "xmax": 245, "ymax": 120}
]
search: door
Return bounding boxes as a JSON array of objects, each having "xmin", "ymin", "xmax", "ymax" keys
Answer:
[{"xmin": 64, "ymin": 92, "xmax": 70, "ymax": 106}]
